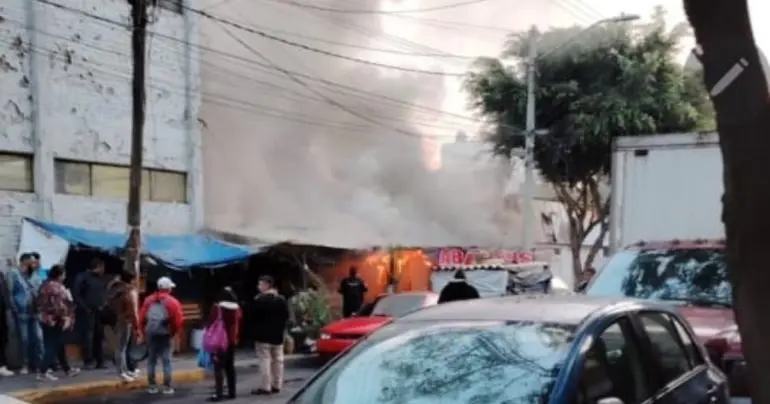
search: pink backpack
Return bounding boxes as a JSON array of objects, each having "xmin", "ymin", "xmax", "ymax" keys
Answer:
[{"xmin": 202, "ymin": 307, "xmax": 229, "ymax": 353}]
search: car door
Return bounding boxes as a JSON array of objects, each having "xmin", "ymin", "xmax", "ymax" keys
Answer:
[
  {"xmin": 570, "ymin": 316, "xmax": 656, "ymax": 404},
  {"xmin": 632, "ymin": 311, "xmax": 728, "ymax": 404}
]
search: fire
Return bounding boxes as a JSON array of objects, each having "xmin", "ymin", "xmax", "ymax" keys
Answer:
[{"xmin": 321, "ymin": 248, "xmax": 434, "ymax": 304}]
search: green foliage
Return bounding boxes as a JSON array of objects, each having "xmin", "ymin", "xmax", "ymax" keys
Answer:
[
  {"xmin": 465, "ymin": 14, "xmax": 714, "ymax": 187},
  {"xmin": 289, "ymin": 289, "xmax": 332, "ymax": 339}
]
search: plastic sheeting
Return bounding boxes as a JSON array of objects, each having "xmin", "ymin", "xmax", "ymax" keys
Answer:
[
  {"xmin": 431, "ymin": 270, "xmax": 509, "ymax": 298},
  {"xmin": 21, "ymin": 218, "xmax": 259, "ymax": 270}
]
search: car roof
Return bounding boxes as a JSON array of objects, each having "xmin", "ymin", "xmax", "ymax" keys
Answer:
[
  {"xmin": 622, "ymin": 239, "xmax": 725, "ymax": 251},
  {"xmin": 381, "ymin": 291, "xmax": 438, "ymax": 298},
  {"xmin": 398, "ymin": 294, "xmax": 649, "ymax": 325}
]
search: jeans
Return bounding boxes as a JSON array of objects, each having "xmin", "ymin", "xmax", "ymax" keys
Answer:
[
  {"xmin": 79, "ymin": 311, "xmax": 104, "ymax": 366},
  {"xmin": 114, "ymin": 324, "xmax": 132, "ymax": 375},
  {"xmin": 15, "ymin": 315, "xmax": 42, "ymax": 371},
  {"xmin": 41, "ymin": 324, "xmax": 70, "ymax": 373},
  {"xmin": 255, "ymin": 342, "xmax": 284, "ymax": 391},
  {"xmin": 214, "ymin": 346, "xmax": 236, "ymax": 397},
  {"xmin": 147, "ymin": 335, "xmax": 172, "ymax": 387}
]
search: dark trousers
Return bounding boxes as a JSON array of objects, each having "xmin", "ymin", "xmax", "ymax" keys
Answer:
[
  {"xmin": 0, "ymin": 335, "xmax": 6, "ymax": 368},
  {"xmin": 342, "ymin": 303, "xmax": 361, "ymax": 318},
  {"xmin": 214, "ymin": 347, "xmax": 236, "ymax": 397},
  {"xmin": 41, "ymin": 324, "xmax": 70, "ymax": 373},
  {"xmin": 80, "ymin": 311, "xmax": 104, "ymax": 366}
]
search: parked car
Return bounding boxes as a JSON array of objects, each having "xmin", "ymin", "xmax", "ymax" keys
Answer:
[
  {"xmin": 584, "ymin": 239, "xmax": 747, "ymax": 396},
  {"xmin": 290, "ymin": 295, "xmax": 728, "ymax": 404},
  {"xmin": 316, "ymin": 291, "xmax": 438, "ymax": 359}
]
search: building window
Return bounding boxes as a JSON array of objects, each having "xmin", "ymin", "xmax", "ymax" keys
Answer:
[
  {"xmin": 157, "ymin": 0, "xmax": 183, "ymax": 14},
  {"xmin": 0, "ymin": 153, "xmax": 34, "ymax": 192},
  {"xmin": 55, "ymin": 160, "xmax": 187, "ymax": 203}
]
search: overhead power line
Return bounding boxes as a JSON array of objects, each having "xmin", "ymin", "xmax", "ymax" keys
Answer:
[
  {"xmin": 24, "ymin": 0, "xmax": 485, "ymax": 126},
  {"xmin": 181, "ymin": 5, "xmax": 468, "ymax": 76},
  {"xmin": 268, "ymin": 0, "xmax": 497, "ymax": 15}
]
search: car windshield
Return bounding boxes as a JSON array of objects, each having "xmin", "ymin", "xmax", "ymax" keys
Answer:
[
  {"xmin": 370, "ymin": 295, "xmax": 428, "ymax": 318},
  {"xmin": 289, "ymin": 320, "xmax": 573, "ymax": 404},
  {"xmin": 586, "ymin": 248, "xmax": 731, "ymax": 307}
]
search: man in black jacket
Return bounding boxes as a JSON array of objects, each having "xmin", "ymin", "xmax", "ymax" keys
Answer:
[
  {"xmin": 338, "ymin": 267, "xmax": 367, "ymax": 318},
  {"xmin": 250, "ymin": 276, "xmax": 289, "ymax": 396},
  {"xmin": 438, "ymin": 270, "xmax": 480, "ymax": 303},
  {"xmin": 0, "ymin": 271, "xmax": 13, "ymax": 376},
  {"xmin": 73, "ymin": 258, "xmax": 107, "ymax": 368}
]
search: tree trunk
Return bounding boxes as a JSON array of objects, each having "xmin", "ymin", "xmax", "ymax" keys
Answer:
[
  {"xmin": 583, "ymin": 220, "xmax": 608, "ymax": 270},
  {"xmin": 684, "ymin": 0, "xmax": 770, "ymax": 402}
]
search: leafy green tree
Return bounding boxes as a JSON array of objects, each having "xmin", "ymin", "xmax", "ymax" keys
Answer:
[{"xmin": 465, "ymin": 8, "xmax": 714, "ymax": 278}]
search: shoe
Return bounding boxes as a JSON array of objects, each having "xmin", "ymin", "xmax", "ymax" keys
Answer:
[
  {"xmin": 162, "ymin": 387, "xmax": 175, "ymax": 395},
  {"xmin": 0, "ymin": 366, "xmax": 14, "ymax": 377},
  {"xmin": 95, "ymin": 363, "xmax": 107, "ymax": 370},
  {"xmin": 129, "ymin": 369, "xmax": 141, "ymax": 378},
  {"xmin": 37, "ymin": 371, "xmax": 58, "ymax": 381},
  {"xmin": 66, "ymin": 368, "xmax": 81, "ymax": 377},
  {"xmin": 120, "ymin": 372, "xmax": 135, "ymax": 382},
  {"xmin": 271, "ymin": 387, "xmax": 281, "ymax": 394},
  {"xmin": 19, "ymin": 367, "xmax": 28, "ymax": 375},
  {"xmin": 207, "ymin": 395, "xmax": 223, "ymax": 402},
  {"xmin": 251, "ymin": 389, "xmax": 272, "ymax": 395},
  {"xmin": 147, "ymin": 386, "xmax": 159, "ymax": 394}
]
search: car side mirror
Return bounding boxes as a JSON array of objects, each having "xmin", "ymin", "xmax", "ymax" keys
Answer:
[{"xmin": 597, "ymin": 397, "xmax": 624, "ymax": 404}]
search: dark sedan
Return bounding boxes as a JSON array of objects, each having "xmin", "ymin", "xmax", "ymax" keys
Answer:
[{"xmin": 288, "ymin": 295, "xmax": 729, "ymax": 404}]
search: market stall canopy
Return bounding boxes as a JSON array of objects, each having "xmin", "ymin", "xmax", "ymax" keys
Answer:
[{"xmin": 19, "ymin": 218, "xmax": 261, "ymax": 270}]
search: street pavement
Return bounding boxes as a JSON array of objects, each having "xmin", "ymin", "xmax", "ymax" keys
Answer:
[{"xmin": 55, "ymin": 365, "xmax": 319, "ymax": 404}]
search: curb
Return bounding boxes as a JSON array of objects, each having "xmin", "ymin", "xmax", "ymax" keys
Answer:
[
  {"xmin": 8, "ymin": 355, "xmax": 319, "ymax": 403},
  {"xmin": 10, "ymin": 369, "xmax": 204, "ymax": 404}
]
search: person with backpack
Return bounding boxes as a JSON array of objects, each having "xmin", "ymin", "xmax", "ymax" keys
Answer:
[
  {"xmin": 138, "ymin": 276, "xmax": 183, "ymax": 395},
  {"xmin": 204, "ymin": 287, "xmax": 242, "ymax": 402},
  {"xmin": 107, "ymin": 271, "xmax": 140, "ymax": 382}
]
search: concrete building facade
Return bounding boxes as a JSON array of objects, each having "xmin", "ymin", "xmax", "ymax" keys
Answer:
[{"xmin": 0, "ymin": 0, "xmax": 202, "ymax": 268}]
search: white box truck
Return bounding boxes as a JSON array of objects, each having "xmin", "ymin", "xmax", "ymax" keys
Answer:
[{"xmin": 608, "ymin": 132, "xmax": 724, "ymax": 252}]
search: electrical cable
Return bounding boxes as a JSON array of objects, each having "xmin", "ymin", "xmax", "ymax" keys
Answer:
[
  {"xmin": 265, "ymin": 0, "xmax": 497, "ymax": 15},
  {"xmin": 19, "ymin": 1, "xmax": 488, "ymax": 126}
]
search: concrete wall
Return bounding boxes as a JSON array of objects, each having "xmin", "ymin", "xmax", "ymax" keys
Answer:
[{"xmin": 0, "ymin": 0, "xmax": 202, "ymax": 267}]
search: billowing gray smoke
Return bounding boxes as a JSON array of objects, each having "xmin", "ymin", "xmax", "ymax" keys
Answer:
[{"xmin": 201, "ymin": 0, "xmax": 513, "ymax": 247}]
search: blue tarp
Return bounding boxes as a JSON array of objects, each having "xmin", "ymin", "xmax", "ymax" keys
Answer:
[{"xmin": 25, "ymin": 218, "xmax": 258, "ymax": 270}]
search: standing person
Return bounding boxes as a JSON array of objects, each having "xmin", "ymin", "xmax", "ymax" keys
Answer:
[
  {"xmin": 107, "ymin": 271, "xmax": 140, "ymax": 382},
  {"xmin": 73, "ymin": 258, "xmax": 107, "ymax": 369},
  {"xmin": 438, "ymin": 270, "xmax": 480, "ymax": 304},
  {"xmin": 0, "ymin": 271, "xmax": 13, "ymax": 377},
  {"xmin": 138, "ymin": 276, "xmax": 183, "ymax": 395},
  {"xmin": 207, "ymin": 287, "xmax": 242, "ymax": 402},
  {"xmin": 250, "ymin": 276, "xmax": 290, "ymax": 396},
  {"xmin": 338, "ymin": 267, "xmax": 367, "ymax": 318},
  {"xmin": 8, "ymin": 253, "xmax": 43, "ymax": 374},
  {"xmin": 36, "ymin": 265, "xmax": 80, "ymax": 381}
]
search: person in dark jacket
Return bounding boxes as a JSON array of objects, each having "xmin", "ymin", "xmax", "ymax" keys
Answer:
[
  {"xmin": 250, "ymin": 276, "xmax": 289, "ymax": 396},
  {"xmin": 338, "ymin": 267, "xmax": 367, "ymax": 317},
  {"xmin": 73, "ymin": 258, "xmax": 107, "ymax": 368},
  {"xmin": 0, "ymin": 271, "xmax": 13, "ymax": 376},
  {"xmin": 438, "ymin": 270, "xmax": 480, "ymax": 303},
  {"xmin": 208, "ymin": 287, "xmax": 242, "ymax": 402}
]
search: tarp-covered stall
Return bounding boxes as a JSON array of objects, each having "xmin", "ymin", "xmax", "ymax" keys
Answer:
[
  {"xmin": 18, "ymin": 218, "xmax": 258, "ymax": 273},
  {"xmin": 431, "ymin": 261, "xmax": 560, "ymax": 298}
]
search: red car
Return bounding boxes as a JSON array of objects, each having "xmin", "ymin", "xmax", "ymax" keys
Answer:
[
  {"xmin": 585, "ymin": 239, "xmax": 748, "ymax": 396},
  {"xmin": 316, "ymin": 291, "xmax": 438, "ymax": 359}
]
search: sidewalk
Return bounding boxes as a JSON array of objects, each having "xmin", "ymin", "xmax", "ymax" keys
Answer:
[{"xmin": 3, "ymin": 353, "xmax": 319, "ymax": 404}]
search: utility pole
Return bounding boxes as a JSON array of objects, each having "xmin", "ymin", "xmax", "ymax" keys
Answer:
[
  {"xmin": 125, "ymin": 0, "xmax": 149, "ymax": 277},
  {"xmin": 521, "ymin": 25, "xmax": 538, "ymax": 253}
]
